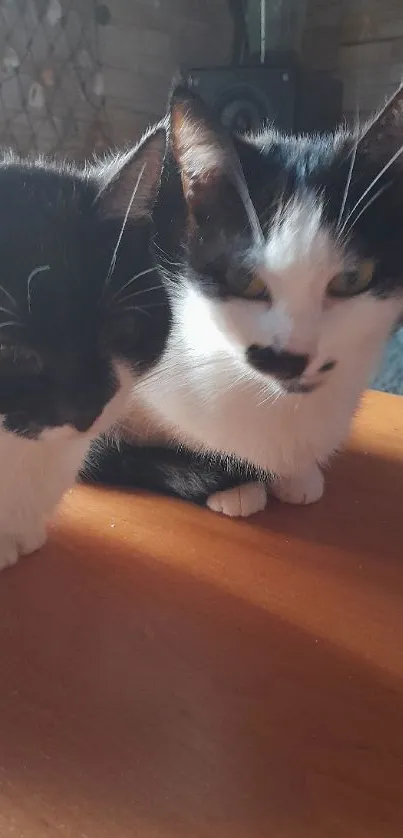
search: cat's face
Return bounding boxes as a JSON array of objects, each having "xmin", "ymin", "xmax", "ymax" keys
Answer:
[
  {"xmin": 0, "ymin": 129, "xmax": 168, "ymax": 440},
  {"xmin": 157, "ymin": 87, "xmax": 403, "ymax": 394}
]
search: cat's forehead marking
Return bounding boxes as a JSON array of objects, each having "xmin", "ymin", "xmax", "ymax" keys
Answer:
[{"xmin": 262, "ymin": 196, "xmax": 340, "ymax": 279}]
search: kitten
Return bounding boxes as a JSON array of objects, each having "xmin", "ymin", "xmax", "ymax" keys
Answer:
[
  {"xmin": 89, "ymin": 84, "xmax": 403, "ymax": 516},
  {"xmin": 0, "ymin": 126, "xmax": 168, "ymax": 569}
]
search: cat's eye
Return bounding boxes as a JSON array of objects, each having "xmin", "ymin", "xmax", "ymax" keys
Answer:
[
  {"xmin": 227, "ymin": 267, "xmax": 269, "ymax": 301},
  {"xmin": 327, "ymin": 259, "xmax": 375, "ymax": 298}
]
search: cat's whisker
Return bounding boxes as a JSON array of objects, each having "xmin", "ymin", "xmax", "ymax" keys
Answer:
[
  {"xmin": 113, "ymin": 284, "xmax": 164, "ymax": 309},
  {"xmin": 0, "ymin": 306, "xmax": 17, "ymax": 319},
  {"xmin": 257, "ymin": 388, "xmax": 282, "ymax": 408},
  {"xmin": 104, "ymin": 162, "xmax": 147, "ymax": 288},
  {"xmin": 337, "ymin": 133, "xmax": 359, "ymax": 232},
  {"xmin": 0, "ymin": 321, "xmax": 22, "ymax": 331},
  {"xmin": 27, "ymin": 264, "xmax": 50, "ymax": 314},
  {"xmin": 342, "ymin": 183, "xmax": 391, "ymax": 240},
  {"xmin": 339, "ymin": 141, "xmax": 403, "ymax": 238},
  {"xmin": 119, "ymin": 302, "xmax": 166, "ymax": 316},
  {"xmin": 0, "ymin": 283, "xmax": 17, "ymax": 313},
  {"xmin": 153, "ymin": 243, "xmax": 183, "ymax": 270},
  {"xmin": 108, "ymin": 267, "xmax": 157, "ymax": 304}
]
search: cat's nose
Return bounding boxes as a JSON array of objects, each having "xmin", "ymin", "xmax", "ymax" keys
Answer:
[{"xmin": 247, "ymin": 345, "xmax": 309, "ymax": 380}]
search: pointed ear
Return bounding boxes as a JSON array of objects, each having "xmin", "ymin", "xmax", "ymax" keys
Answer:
[
  {"xmin": 170, "ymin": 85, "xmax": 229, "ymax": 183},
  {"xmin": 97, "ymin": 124, "xmax": 167, "ymax": 220},
  {"xmin": 361, "ymin": 83, "xmax": 403, "ymax": 160},
  {"xmin": 169, "ymin": 85, "xmax": 263, "ymax": 243}
]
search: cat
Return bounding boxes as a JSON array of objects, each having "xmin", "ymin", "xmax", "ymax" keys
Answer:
[
  {"xmin": 0, "ymin": 125, "xmax": 169, "ymax": 569},
  {"xmin": 88, "ymin": 83, "xmax": 403, "ymax": 516}
]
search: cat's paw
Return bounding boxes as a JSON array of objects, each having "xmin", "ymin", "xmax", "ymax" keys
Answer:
[
  {"xmin": 0, "ymin": 535, "xmax": 20, "ymax": 571},
  {"xmin": 0, "ymin": 525, "xmax": 47, "ymax": 572},
  {"xmin": 206, "ymin": 481, "xmax": 267, "ymax": 517},
  {"xmin": 18, "ymin": 525, "xmax": 47, "ymax": 557},
  {"xmin": 272, "ymin": 465, "xmax": 324, "ymax": 505}
]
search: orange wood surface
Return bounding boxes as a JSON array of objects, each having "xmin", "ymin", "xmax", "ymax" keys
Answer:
[{"xmin": 1, "ymin": 390, "xmax": 403, "ymax": 837}]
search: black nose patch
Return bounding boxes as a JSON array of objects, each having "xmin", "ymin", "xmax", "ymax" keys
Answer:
[
  {"xmin": 247, "ymin": 345, "xmax": 309, "ymax": 380},
  {"xmin": 72, "ymin": 409, "xmax": 102, "ymax": 433}
]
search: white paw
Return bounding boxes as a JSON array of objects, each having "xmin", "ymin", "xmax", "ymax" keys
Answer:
[
  {"xmin": 272, "ymin": 465, "xmax": 324, "ymax": 505},
  {"xmin": 18, "ymin": 525, "xmax": 47, "ymax": 557},
  {"xmin": 207, "ymin": 481, "xmax": 267, "ymax": 518},
  {"xmin": 0, "ymin": 525, "xmax": 47, "ymax": 572},
  {"xmin": 0, "ymin": 535, "xmax": 20, "ymax": 571}
]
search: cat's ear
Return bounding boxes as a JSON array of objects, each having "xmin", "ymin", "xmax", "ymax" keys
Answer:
[
  {"xmin": 361, "ymin": 83, "xmax": 403, "ymax": 160},
  {"xmin": 96, "ymin": 124, "xmax": 167, "ymax": 220},
  {"xmin": 169, "ymin": 85, "xmax": 263, "ymax": 242},
  {"xmin": 169, "ymin": 85, "xmax": 229, "ymax": 192}
]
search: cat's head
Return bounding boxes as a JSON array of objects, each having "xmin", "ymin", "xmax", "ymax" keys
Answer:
[
  {"xmin": 157, "ymin": 84, "xmax": 403, "ymax": 394},
  {"xmin": 0, "ymin": 126, "xmax": 168, "ymax": 440}
]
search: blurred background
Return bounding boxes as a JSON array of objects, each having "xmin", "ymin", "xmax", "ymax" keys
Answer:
[{"xmin": 0, "ymin": 0, "xmax": 401, "ymax": 391}]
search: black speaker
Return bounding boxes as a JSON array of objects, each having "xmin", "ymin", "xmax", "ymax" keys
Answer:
[{"xmin": 185, "ymin": 63, "xmax": 343, "ymax": 135}]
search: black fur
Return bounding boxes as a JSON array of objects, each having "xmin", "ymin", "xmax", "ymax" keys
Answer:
[
  {"xmin": 0, "ymin": 129, "xmax": 169, "ymax": 439},
  {"xmin": 84, "ymin": 439, "xmax": 258, "ymax": 503}
]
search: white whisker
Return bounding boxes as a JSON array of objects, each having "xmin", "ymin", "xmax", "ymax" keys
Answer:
[
  {"xmin": 337, "ymin": 133, "xmax": 359, "ymax": 231},
  {"xmin": 0, "ymin": 306, "xmax": 17, "ymax": 319},
  {"xmin": 0, "ymin": 283, "xmax": 17, "ymax": 312},
  {"xmin": 104, "ymin": 161, "xmax": 147, "ymax": 287},
  {"xmin": 27, "ymin": 264, "xmax": 50, "ymax": 313},
  {"xmin": 121, "ymin": 305, "xmax": 152, "ymax": 318},
  {"xmin": 339, "ymin": 142, "xmax": 403, "ymax": 238},
  {"xmin": 113, "ymin": 282, "xmax": 162, "ymax": 308},
  {"xmin": 0, "ymin": 321, "xmax": 21, "ymax": 330},
  {"xmin": 119, "ymin": 302, "xmax": 166, "ymax": 314},
  {"xmin": 342, "ymin": 183, "xmax": 391, "ymax": 240},
  {"xmin": 108, "ymin": 267, "xmax": 157, "ymax": 304}
]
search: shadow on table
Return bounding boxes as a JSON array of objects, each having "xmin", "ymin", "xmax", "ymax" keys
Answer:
[
  {"xmin": 0, "ymin": 519, "xmax": 402, "ymax": 838},
  {"xmin": 251, "ymin": 447, "xmax": 403, "ymax": 566}
]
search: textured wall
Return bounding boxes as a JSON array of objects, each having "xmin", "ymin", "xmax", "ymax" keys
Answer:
[
  {"xmin": 303, "ymin": 0, "xmax": 403, "ymax": 122},
  {"xmin": 340, "ymin": 0, "xmax": 403, "ymax": 122},
  {"xmin": 100, "ymin": 0, "xmax": 232, "ymax": 149},
  {"xmin": 0, "ymin": 0, "xmax": 232, "ymax": 158}
]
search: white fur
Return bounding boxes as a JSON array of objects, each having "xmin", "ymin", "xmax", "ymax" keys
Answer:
[
  {"xmin": 207, "ymin": 481, "xmax": 267, "ymax": 517},
  {"xmin": 130, "ymin": 196, "xmax": 403, "ymax": 513},
  {"xmin": 0, "ymin": 363, "xmax": 133, "ymax": 570}
]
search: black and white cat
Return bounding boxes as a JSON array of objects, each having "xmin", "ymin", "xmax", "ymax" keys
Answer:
[
  {"xmin": 0, "ymin": 126, "xmax": 168, "ymax": 569},
  {"xmin": 90, "ymin": 83, "xmax": 403, "ymax": 515}
]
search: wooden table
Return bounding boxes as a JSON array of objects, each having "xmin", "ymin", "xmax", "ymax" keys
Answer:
[{"xmin": 1, "ymin": 391, "xmax": 403, "ymax": 838}]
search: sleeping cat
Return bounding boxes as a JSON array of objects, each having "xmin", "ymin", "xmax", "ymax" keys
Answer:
[
  {"xmin": 88, "ymin": 83, "xmax": 403, "ymax": 516},
  {"xmin": 0, "ymin": 125, "xmax": 168, "ymax": 569}
]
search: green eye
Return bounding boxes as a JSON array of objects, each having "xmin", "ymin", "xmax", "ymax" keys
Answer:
[{"xmin": 327, "ymin": 259, "xmax": 375, "ymax": 298}]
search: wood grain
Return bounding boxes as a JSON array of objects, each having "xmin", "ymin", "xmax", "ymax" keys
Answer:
[{"xmin": 0, "ymin": 390, "xmax": 403, "ymax": 837}]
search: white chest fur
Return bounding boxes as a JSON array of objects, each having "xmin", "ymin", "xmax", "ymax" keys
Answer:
[{"xmin": 134, "ymin": 284, "xmax": 399, "ymax": 478}]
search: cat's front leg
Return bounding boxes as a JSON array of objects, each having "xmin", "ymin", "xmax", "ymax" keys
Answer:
[
  {"xmin": 0, "ymin": 522, "xmax": 47, "ymax": 571},
  {"xmin": 271, "ymin": 463, "xmax": 324, "ymax": 505}
]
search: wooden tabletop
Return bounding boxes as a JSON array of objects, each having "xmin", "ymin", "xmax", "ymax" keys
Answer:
[{"xmin": 1, "ymin": 391, "xmax": 403, "ymax": 838}]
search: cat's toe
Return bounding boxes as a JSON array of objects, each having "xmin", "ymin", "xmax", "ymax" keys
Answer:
[
  {"xmin": 272, "ymin": 466, "xmax": 324, "ymax": 505},
  {"xmin": 207, "ymin": 481, "xmax": 267, "ymax": 517},
  {"xmin": 0, "ymin": 535, "xmax": 20, "ymax": 571}
]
